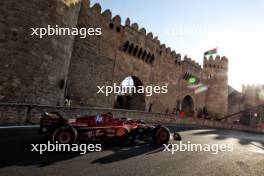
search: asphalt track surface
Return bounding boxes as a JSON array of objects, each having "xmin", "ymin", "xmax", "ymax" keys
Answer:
[{"xmin": 0, "ymin": 125, "xmax": 263, "ymax": 176}]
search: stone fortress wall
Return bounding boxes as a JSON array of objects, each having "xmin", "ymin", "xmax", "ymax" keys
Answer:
[
  {"xmin": 227, "ymin": 84, "xmax": 264, "ymax": 127},
  {"xmin": 242, "ymin": 84, "xmax": 264, "ymax": 107},
  {"xmin": 0, "ymin": 0, "xmax": 229, "ymax": 118}
]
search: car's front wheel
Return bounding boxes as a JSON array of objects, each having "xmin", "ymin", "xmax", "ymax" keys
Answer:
[
  {"xmin": 52, "ymin": 127, "xmax": 77, "ymax": 144},
  {"xmin": 152, "ymin": 126, "xmax": 170, "ymax": 145}
]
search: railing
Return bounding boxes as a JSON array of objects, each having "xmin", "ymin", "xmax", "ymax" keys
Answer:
[{"xmin": 221, "ymin": 103, "xmax": 264, "ymax": 120}]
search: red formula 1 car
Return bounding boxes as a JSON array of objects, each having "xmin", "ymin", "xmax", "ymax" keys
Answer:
[{"xmin": 39, "ymin": 112, "xmax": 182, "ymax": 145}]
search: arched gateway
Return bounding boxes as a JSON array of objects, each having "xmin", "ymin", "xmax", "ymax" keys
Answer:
[{"xmin": 114, "ymin": 76, "xmax": 145, "ymax": 111}]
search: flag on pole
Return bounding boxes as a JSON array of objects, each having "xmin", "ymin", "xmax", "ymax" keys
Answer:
[{"xmin": 204, "ymin": 48, "xmax": 217, "ymax": 55}]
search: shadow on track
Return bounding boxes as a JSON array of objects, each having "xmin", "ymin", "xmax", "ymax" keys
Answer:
[
  {"xmin": 0, "ymin": 127, "xmax": 163, "ymax": 168},
  {"xmin": 0, "ymin": 127, "xmax": 81, "ymax": 168},
  {"xmin": 191, "ymin": 128, "xmax": 264, "ymax": 147},
  {"xmin": 91, "ymin": 142, "xmax": 162, "ymax": 164}
]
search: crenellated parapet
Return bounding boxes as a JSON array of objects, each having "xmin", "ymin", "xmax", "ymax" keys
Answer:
[
  {"xmin": 124, "ymin": 19, "xmax": 162, "ymax": 47},
  {"xmin": 125, "ymin": 19, "xmax": 175, "ymax": 59},
  {"xmin": 86, "ymin": 0, "xmax": 229, "ymax": 71},
  {"xmin": 102, "ymin": 9, "xmax": 112, "ymax": 21},
  {"xmin": 84, "ymin": 0, "xmax": 199, "ymax": 67},
  {"xmin": 91, "ymin": 3, "xmax": 101, "ymax": 14},
  {"xmin": 171, "ymin": 51, "xmax": 181, "ymax": 65},
  {"xmin": 182, "ymin": 55, "xmax": 202, "ymax": 69},
  {"xmin": 86, "ymin": 1, "xmax": 123, "ymax": 30},
  {"xmin": 87, "ymin": 1, "xmax": 182, "ymax": 62},
  {"xmin": 83, "ymin": 1, "xmax": 230, "ymax": 71},
  {"xmin": 242, "ymin": 84, "xmax": 264, "ymax": 93},
  {"xmin": 203, "ymin": 55, "xmax": 228, "ymax": 69}
]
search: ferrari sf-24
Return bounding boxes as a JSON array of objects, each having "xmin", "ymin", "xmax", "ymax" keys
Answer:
[{"xmin": 39, "ymin": 112, "xmax": 182, "ymax": 145}]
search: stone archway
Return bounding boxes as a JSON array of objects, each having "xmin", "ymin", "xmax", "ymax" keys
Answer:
[
  {"xmin": 182, "ymin": 95, "xmax": 194, "ymax": 116},
  {"xmin": 114, "ymin": 76, "xmax": 145, "ymax": 111}
]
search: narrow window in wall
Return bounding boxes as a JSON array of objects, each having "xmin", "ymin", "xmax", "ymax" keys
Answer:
[
  {"xmin": 128, "ymin": 43, "xmax": 134, "ymax": 54},
  {"xmin": 149, "ymin": 55, "xmax": 155, "ymax": 64},
  {"xmin": 124, "ymin": 41, "xmax": 129, "ymax": 52},
  {"xmin": 142, "ymin": 50, "xmax": 147, "ymax": 60},
  {"xmin": 148, "ymin": 104, "xmax": 152, "ymax": 112},
  {"xmin": 145, "ymin": 52, "xmax": 151, "ymax": 62},
  {"xmin": 137, "ymin": 48, "xmax": 143, "ymax": 58},
  {"xmin": 133, "ymin": 46, "xmax": 138, "ymax": 56}
]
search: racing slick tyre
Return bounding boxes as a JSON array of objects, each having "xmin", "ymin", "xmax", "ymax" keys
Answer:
[
  {"xmin": 152, "ymin": 126, "xmax": 170, "ymax": 145},
  {"xmin": 52, "ymin": 126, "xmax": 77, "ymax": 144}
]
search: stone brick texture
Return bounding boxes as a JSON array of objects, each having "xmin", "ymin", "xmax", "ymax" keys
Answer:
[{"xmin": 0, "ymin": 0, "xmax": 229, "ymax": 119}]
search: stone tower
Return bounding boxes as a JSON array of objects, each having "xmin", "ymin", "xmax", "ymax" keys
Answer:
[
  {"xmin": 203, "ymin": 55, "xmax": 228, "ymax": 118},
  {"xmin": 0, "ymin": 0, "xmax": 82, "ymax": 106}
]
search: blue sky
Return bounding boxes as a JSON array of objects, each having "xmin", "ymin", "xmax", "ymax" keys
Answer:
[{"xmin": 91, "ymin": 0, "xmax": 264, "ymax": 91}]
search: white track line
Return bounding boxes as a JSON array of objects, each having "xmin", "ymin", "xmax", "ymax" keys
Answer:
[{"xmin": 0, "ymin": 125, "xmax": 39, "ymax": 129}]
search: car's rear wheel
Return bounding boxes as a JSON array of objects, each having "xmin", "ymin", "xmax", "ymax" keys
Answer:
[
  {"xmin": 152, "ymin": 126, "xmax": 170, "ymax": 145},
  {"xmin": 52, "ymin": 127, "xmax": 77, "ymax": 144}
]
